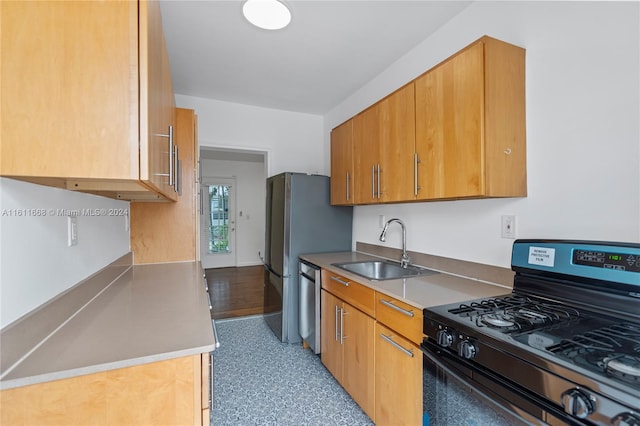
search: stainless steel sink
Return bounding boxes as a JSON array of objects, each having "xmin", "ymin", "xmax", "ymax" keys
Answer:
[{"xmin": 332, "ymin": 260, "xmax": 438, "ymax": 281}]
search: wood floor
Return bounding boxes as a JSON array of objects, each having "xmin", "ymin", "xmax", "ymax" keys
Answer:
[{"xmin": 205, "ymin": 265, "xmax": 264, "ymax": 320}]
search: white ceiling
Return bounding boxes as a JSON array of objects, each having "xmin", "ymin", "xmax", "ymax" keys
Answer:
[{"xmin": 159, "ymin": 0, "xmax": 472, "ymax": 114}]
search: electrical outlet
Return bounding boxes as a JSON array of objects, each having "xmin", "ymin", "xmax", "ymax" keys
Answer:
[
  {"xmin": 68, "ymin": 216, "xmax": 78, "ymax": 246},
  {"xmin": 501, "ymin": 215, "xmax": 516, "ymax": 239},
  {"xmin": 379, "ymin": 215, "xmax": 386, "ymax": 228}
]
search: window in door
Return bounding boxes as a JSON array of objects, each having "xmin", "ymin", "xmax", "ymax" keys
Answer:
[{"xmin": 208, "ymin": 184, "xmax": 230, "ymax": 253}]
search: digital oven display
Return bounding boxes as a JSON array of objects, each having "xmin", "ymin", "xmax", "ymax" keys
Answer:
[{"xmin": 573, "ymin": 250, "xmax": 640, "ymax": 273}]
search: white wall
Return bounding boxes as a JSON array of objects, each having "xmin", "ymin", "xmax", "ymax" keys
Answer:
[
  {"xmin": 201, "ymin": 159, "xmax": 265, "ymax": 266},
  {"xmin": 0, "ymin": 178, "xmax": 131, "ymax": 328},
  {"xmin": 175, "ymin": 95, "xmax": 326, "ymax": 177},
  {"xmin": 325, "ymin": 1, "xmax": 640, "ymax": 268}
]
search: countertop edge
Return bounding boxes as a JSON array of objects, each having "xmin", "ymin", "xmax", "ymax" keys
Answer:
[
  {"xmin": 299, "ymin": 251, "xmax": 513, "ymax": 309},
  {"xmin": 0, "ymin": 344, "xmax": 216, "ymax": 391},
  {"xmin": 1, "ymin": 260, "xmax": 216, "ymax": 391}
]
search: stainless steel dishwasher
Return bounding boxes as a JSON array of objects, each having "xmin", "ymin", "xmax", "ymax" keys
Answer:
[{"xmin": 298, "ymin": 259, "xmax": 321, "ymax": 354}]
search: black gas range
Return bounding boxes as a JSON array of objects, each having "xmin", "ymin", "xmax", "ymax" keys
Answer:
[{"xmin": 421, "ymin": 240, "xmax": 640, "ymax": 425}]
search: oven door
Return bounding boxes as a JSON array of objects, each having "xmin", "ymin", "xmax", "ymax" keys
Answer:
[{"xmin": 422, "ymin": 338, "xmax": 555, "ymax": 426}]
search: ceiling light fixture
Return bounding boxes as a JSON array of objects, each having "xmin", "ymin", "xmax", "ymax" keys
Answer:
[{"xmin": 242, "ymin": 0, "xmax": 291, "ymax": 30}]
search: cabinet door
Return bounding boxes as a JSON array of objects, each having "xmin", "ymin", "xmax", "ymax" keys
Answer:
[
  {"xmin": 342, "ymin": 301, "xmax": 375, "ymax": 420},
  {"xmin": 130, "ymin": 108, "xmax": 197, "ymax": 264},
  {"xmin": 352, "ymin": 84, "xmax": 415, "ymax": 204},
  {"xmin": 0, "ymin": 355, "xmax": 206, "ymax": 426},
  {"xmin": 375, "ymin": 322, "xmax": 422, "ymax": 426},
  {"xmin": 378, "ymin": 83, "xmax": 416, "ymax": 203},
  {"xmin": 1, "ymin": 1, "xmax": 139, "ymax": 180},
  {"xmin": 353, "ymin": 104, "xmax": 381, "ymax": 204},
  {"xmin": 330, "ymin": 120, "xmax": 354, "ymax": 205},
  {"xmin": 415, "ymin": 42, "xmax": 484, "ymax": 200},
  {"xmin": 320, "ymin": 290, "xmax": 342, "ymax": 380},
  {"xmin": 140, "ymin": 0, "xmax": 177, "ymax": 201}
]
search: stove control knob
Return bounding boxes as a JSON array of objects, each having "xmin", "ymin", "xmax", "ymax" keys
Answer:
[
  {"xmin": 612, "ymin": 412, "xmax": 640, "ymax": 426},
  {"xmin": 436, "ymin": 330, "xmax": 454, "ymax": 348},
  {"xmin": 561, "ymin": 388, "xmax": 595, "ymax": 419},
  {"xmin": 458, "ymin": 340, "xmax": 477, "ymax": 359}
]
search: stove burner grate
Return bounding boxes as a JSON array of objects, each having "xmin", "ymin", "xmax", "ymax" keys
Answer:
[
  {"xmin": 449, "ymin": 295, "xmax": 580, "ymax": 333},
  {"xmin": 547, "ymin": 322, "xmax": 640, "ymax": 386}
]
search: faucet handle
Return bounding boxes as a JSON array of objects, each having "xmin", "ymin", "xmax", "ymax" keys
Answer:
[{"xmin": 400, "ymin": 253, "xmax": 411, "ymax": 268}]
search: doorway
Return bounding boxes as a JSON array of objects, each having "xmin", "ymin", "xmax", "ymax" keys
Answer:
[
  {"xmin": 198, "ymin": 147, "xmax": 267, "ymax": 268},
  {"xmin": 200, "ymin": 177, "xmax": 237, "ymax": 269}
]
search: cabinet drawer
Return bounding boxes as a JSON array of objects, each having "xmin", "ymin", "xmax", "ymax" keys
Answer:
[
  {"xmin": 375, "ymin": 293, "xmax": 423, "ymax": 344},
  {"xmin": 322, "ymin": 270, "xmax": 375, "ymax": 317}
]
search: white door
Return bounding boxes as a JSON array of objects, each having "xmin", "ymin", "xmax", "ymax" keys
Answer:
[{"xmin": 200, "ymin": 177, "xmax": 237, "ymax": 269}]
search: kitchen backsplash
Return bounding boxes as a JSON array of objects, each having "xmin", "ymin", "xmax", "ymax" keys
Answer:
[{"xmin": 0, "ymin": 178, "xmax": 130, "ymax": 328}]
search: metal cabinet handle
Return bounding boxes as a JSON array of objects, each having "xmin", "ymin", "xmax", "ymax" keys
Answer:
[
  {"xmin": 371, "ymin": 165, "xmax": 375, "ymax": 199},
  {"xmin": 335, "ymin": 305, "xmax": 340, "ymax": 341},
  {"xmin": 340, "ymin": 308, "xmax": 346, "ymax": 345},
  {"xmin": 380, "ymin": 333, "xmax": 414, "ymax": 357},
  {"xmin": 414, "ymin": 153, "xmax": 419, "ymax": 196},
  {"xmin": 380, "ymin": 299, "xmax": 415, "ymax": 317},
  {"xmin": 173, "ymin": 144, "xmax": 179, "ymax": 193},
  {"xmin": 155, "ymin": 125, "xmax": 174, "ymax": 186},
  {"xmin": 346, "ymin": 172, "xmax": 350, "ymax": 201},
  {"xmin": 212, "ymin": 319, "xmax": 221, "ymax": 349},
  {"xmin": 330, "ymin": 275, "xmax": 350, "ymax": 287},
  {"xmin": 209, "ymin": 352, "xmax": 214, "ymax": 408},
  {"xmin": 377, "ymin": 163, "xmax": 381, "ymax": 199}
]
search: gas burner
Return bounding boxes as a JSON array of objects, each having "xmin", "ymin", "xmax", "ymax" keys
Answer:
[
  {"xmin": 482, "ymin": 314, "xmax": 516, "ymax": 328},
  {"xmin": 516, "ymin": 309, "xmax": 550, "ymax": 326},
  {"xmin": 449, "ymin": 295, "xmax": 531, "ymax": 317},
  {"xmin": 601, "ymin": 355, "xmax": 640, "ymax": 384}
]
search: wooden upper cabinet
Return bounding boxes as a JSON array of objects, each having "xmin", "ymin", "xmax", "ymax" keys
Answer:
[
  {"xmin": 130, "ymin": 109, "xmax": 198, "ymax": 264},
  {"xmin": 329, "ymin": 35, "xmax": 525, "ymax": 205},
  {"xmin": 0, "ymin": 0, "xmax": 177, "ymax": 202},
  {"xmin": 353, "ymin": 83, "xmax": 415, "ymax": 204},
  {"xmin": 378, "ymin": 83, "xmax": 416, "ymax": 203},
  {"xmin": 140, "ymin": 0, "xmax": 177, "ymax": 200},
  {"xmin": 330, "ymin": 120, "xmax": 354, "ymax": 205},
  {"xmin": 353, "ymin": 103, "xmax": 381, "ymax": 204},
  {"xmin": 414, "ymin": 36, "xmax": 526, "ymax": 200}
]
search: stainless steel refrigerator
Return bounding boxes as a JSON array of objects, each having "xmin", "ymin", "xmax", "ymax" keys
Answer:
[{"xmin": 263, "ymin": 172, "xmax": 353, "ymax": 343}]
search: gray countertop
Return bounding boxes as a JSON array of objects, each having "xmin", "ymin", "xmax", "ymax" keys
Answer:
[
  {"xmin": 300, "ymin": 251, "xmax": 512, "ymax": 309},
  {"xmin": 1, "ymin": 261, "xmax": 216, "ymax": 390}
]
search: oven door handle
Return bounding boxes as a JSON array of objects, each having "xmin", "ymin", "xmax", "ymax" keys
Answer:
[{"xmin": 421, "ymin": 339, "xmax": 583, "ymax": 426}]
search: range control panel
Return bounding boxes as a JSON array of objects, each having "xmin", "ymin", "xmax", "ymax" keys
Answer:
[
  {"xmin": 511, "ymin": 240, "xmax": 640, "ymax": 286},
  {"xmin": 574, "ymin": 250, "xmax": 640, "ymax": 273}
]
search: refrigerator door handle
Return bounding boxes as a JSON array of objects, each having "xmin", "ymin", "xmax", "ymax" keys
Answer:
[{"xmin": 264, "ymin": 263, "xmax": 287, "ymax": 279}]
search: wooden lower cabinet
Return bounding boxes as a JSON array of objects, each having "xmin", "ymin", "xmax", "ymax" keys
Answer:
[
  {"xmin": 375, "ymin": 322, "xmax": 423, "ymax": 426},
  {"xmin": 320, "ymin": 289, "xmax": 375, "ymax": 420},
  {"xmin": 0, "ymin": 354, "xmax": 210, "ymax": 426},
  {"xmin": 321, "ymin": 270, "xmax": 426, "ymax": 425}
]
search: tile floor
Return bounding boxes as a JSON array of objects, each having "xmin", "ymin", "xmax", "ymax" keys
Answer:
[{"xmin": 211, "ymin": 315, "xmax": 374, "ymax": 426}]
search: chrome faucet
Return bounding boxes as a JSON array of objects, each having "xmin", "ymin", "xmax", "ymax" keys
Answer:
[{"xmin": 379, "ymin": 218, "xmax": 410, "ymax": 268}]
